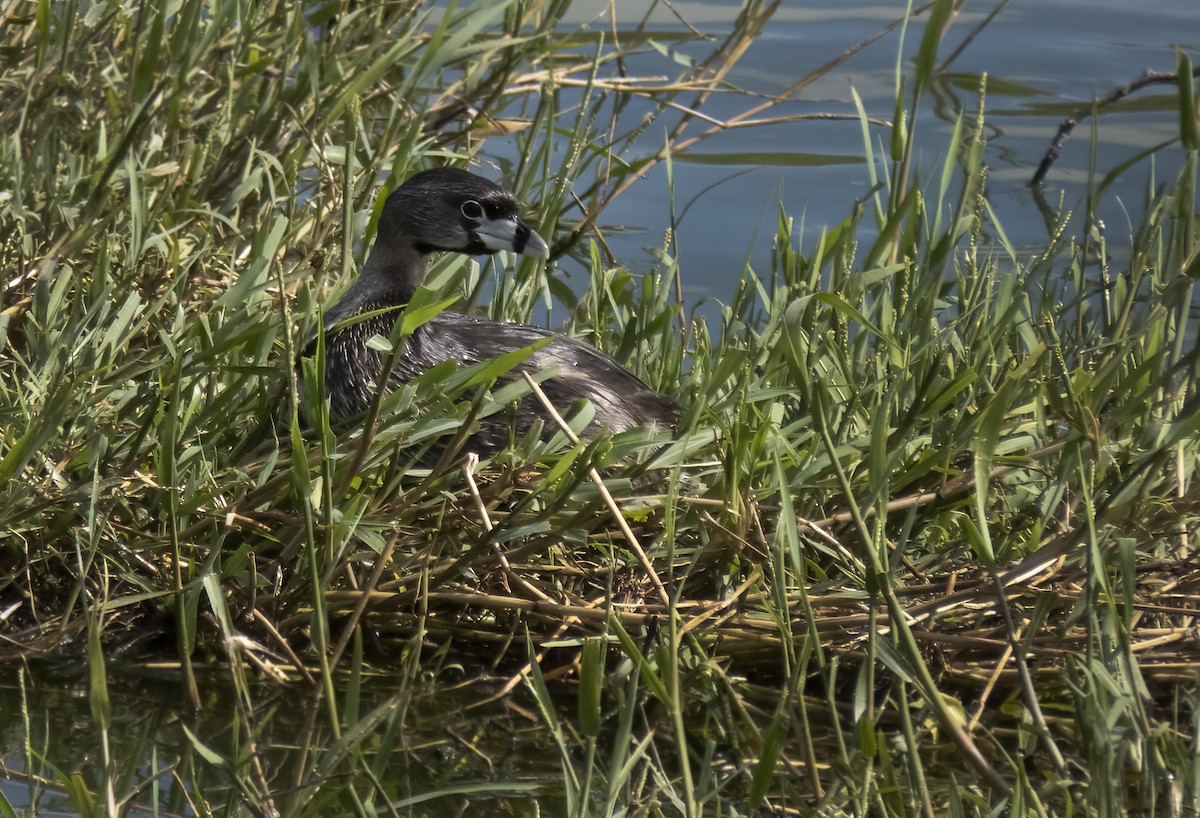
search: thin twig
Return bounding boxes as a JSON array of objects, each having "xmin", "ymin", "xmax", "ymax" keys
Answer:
[
  {"xmin": 1032, "ymin": 68, "xmax": 1200, "ymax": 186},
  {"xmin": 520, "ymin": 372, "xmax": 671, "ymax": 608},
  {"xmin": 462, "ymin": 452, "xmax": 553, "ymax": 603}
]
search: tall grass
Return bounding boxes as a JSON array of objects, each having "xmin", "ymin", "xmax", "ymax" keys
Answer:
[{"xmin": 2, "ymin": 0, "xmax": 1199, "ymax": 816}]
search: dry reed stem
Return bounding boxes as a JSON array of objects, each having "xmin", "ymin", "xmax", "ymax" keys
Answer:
[{"xmin": 520, "ymin": 372, "xmax": 671, "ymax": 608}]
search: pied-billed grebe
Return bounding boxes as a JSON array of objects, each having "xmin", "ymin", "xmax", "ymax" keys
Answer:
[{"xmin": 309, "ymin": 167, "xmax": 677, "ymax": 450}]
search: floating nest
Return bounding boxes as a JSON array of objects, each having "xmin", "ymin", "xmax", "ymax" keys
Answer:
[{"xmin": 5, "ymin": 431, "xmax": 1200, "ymax": 703}]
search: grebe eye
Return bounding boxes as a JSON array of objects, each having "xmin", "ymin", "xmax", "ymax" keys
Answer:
[{"xmin": 460, "ymin": 200, "xmax": 484, "ymax": 220}]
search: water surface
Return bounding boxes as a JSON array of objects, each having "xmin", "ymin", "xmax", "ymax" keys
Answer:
[{"xmin": 548, "ymin": 0, "xmax": 1197, "ymax": 304}]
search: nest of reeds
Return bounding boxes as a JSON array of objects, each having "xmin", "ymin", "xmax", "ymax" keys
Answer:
[
  {"xmin": 309, "ymin": 480, "xmax": 1200, "ymax": 696},
  {"xmin": 12, "ymin": 414, "xmax": 1197, "ymax": 708}
]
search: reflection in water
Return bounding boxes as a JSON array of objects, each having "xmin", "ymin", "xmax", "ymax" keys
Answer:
[{"xmin": 0, "ymin": 663, "xmax": 562, "ymax": 816}]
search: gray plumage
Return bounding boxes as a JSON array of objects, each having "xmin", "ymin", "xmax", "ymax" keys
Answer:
[{"xmin": 307, "ymin": 167, "xmax": 677, "ymax": 450}]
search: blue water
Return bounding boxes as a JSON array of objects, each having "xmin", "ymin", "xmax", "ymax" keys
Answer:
[{"xmin": 535, "ymin": 0, "xmax": 1198, "ymax": 305}]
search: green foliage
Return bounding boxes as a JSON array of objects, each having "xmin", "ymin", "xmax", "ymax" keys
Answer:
[{"xmin": 2, "ymin": 1, "xmax": 1200, "ymax": 817}]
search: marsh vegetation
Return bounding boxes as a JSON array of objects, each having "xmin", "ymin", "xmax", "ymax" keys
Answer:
[{"xmin": 1, "ymin": 0, "xmax": 1199, "ymax": 815}]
